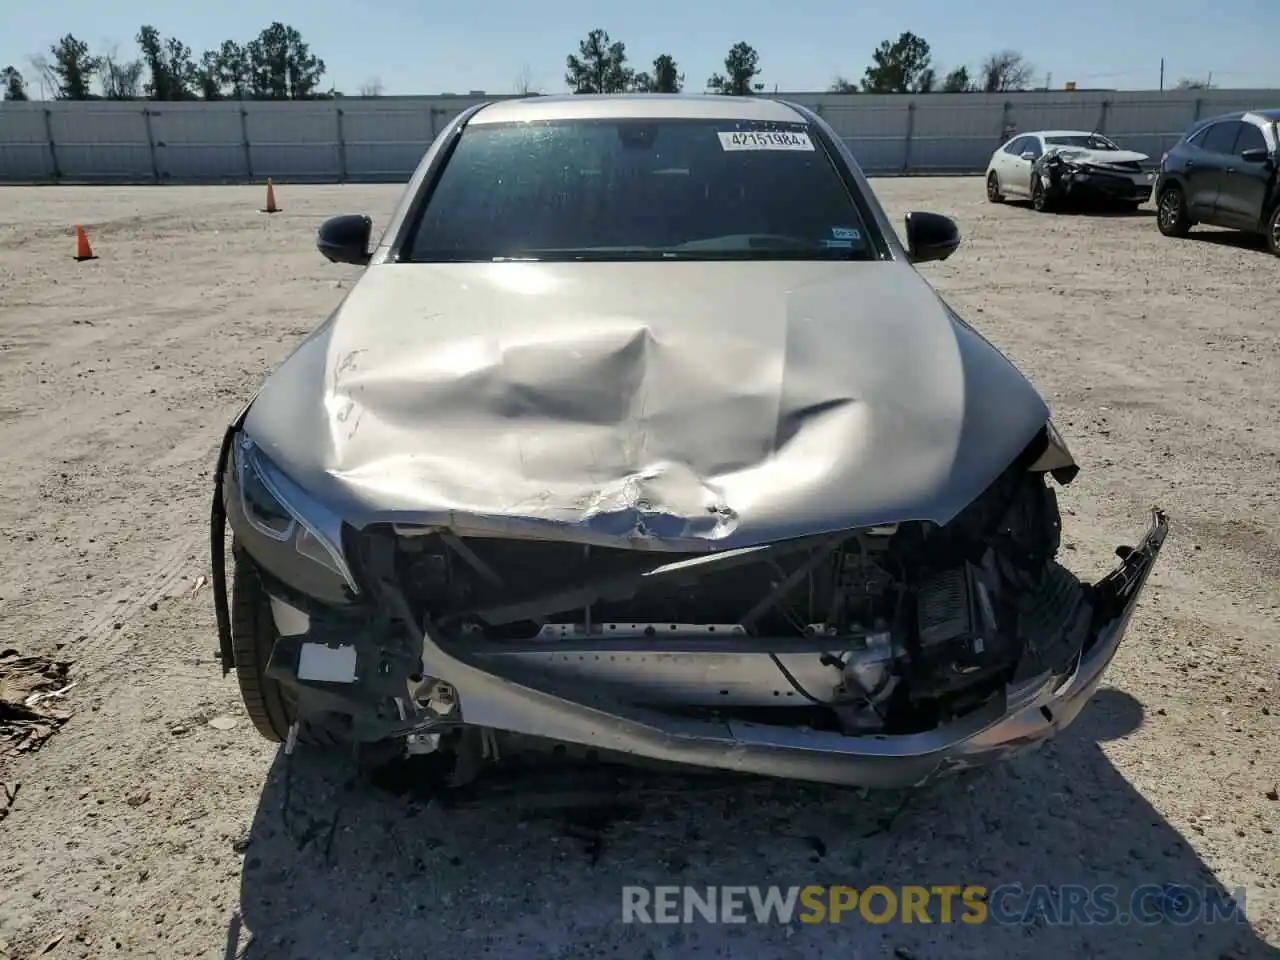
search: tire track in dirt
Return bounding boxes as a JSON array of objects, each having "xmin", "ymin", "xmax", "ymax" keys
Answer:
[
  {"xmin": 68, "ymin": 531, "xmax": 202, "ymax": 662},
  {"xmin": 36, "ymin": 423, "xmax": 235, "ymax": 669}
]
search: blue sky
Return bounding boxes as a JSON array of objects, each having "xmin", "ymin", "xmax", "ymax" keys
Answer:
[{"xmin": 5, "ymin": 0, "xmax": 1279, "ymax": 96}]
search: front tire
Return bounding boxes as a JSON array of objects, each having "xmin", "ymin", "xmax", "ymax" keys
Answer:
[
  {"xmin": 986, "ymin": 172, "xmax": 1004, "ymax": 203},
  {"xmin": 1157, "ymin": 184, "xmax": 1192, "ymax": 237},
  {"xmin": 1031, "ymin": 177, "xmax": 1052, "ymax": 212},
  {"xmin": 230, "ymin": 548, "xmax": 338, "ymax": 745}
]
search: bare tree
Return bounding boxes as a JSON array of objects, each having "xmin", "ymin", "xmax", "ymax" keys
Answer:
[
  {"xmin": 26, "ymin": 55, "xmax": 59, "ymax": 99},
  {"xmin": 513, "ymin": 63, "xmax": 537, "ymax": 95},
  {"xmin": 980, "ymin": 50, "xmax": 1034, "ymax": 92},
  {"xmin": 1175, "ymin": 77, "xmax": 1215, "ymax": 90},
  {"xmin": 99, "ymin": 44, "xmax": 145, "ymax": 99},
  {"xmin": 359, "ymin": 77, "xmax": 384, "ymax": 96}
]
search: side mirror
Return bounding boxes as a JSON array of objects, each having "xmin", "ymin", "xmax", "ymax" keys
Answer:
[
  {"xmin": 905, "ymin": 211, "xmax": 961, "ymax": 263},
  {"xmin": 1241, "ymin": 147, "xmax": 1271, "ymax": 164},
  {"xmin": 1020, "ymin": 150, "xmax": 1038, "ymax": 162},
  {"xmin": 317, "ymin": 214, "xmax": 372, "ymax": 266}
]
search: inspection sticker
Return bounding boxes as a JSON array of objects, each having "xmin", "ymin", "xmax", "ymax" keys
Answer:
[
  {"xmin": 830, "ymin": 226, "xmax": 862, "ymax": 240},
  {"xmin": 718, "ymin": 130, "xmax": 815, "ymax": 152}
]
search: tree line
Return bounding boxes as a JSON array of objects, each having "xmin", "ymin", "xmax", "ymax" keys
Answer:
[
  {"xmin": 556, "ymin": 29, "xmax": 1043, "ymax": 96},
  {"xmin": 2, "ymin": 23, "xmax": 330, "ymax": 102},
  {"xmin": 562, "ymin": 30, "xmax": 761, "ymax": 95},
  {"xmin": 517, "ymin": 29, "xmax": 1214, "ymax": 97},
  {"xmin": 2, "ymin": 24, "xmax": 1219, "ymax": 103},
  {"xmin": 828, "ymin": 32, "xmax": 1034, "ymax": 94},
  {"xmin": 558, "ymin": 29, "xmax": 1017, "ymax": 97},
  {"xmin": 828, "ymin": 31, "xmax": 1213, "ymax": 93}
]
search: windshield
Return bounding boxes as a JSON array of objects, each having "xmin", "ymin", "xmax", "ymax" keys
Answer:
[
  {"xmin": 405, "ymin": 118, "xmax": 877, "ymax": 262},
  {"xmin": 1044, "ymin": 134, "xmax": 1121, "ymax": 151}
]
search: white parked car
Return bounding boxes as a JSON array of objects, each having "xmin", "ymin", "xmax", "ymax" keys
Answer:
[{"xmin": 985, "ymin": 130, "xmax": 1156, "ymax": 211}]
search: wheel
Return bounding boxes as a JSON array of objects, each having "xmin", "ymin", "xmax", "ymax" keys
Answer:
[
  {"xmin": 232, "ymin": 549, "xmax": 294, "ymax": 741},
  {"xmin": 231, "ymin": 547, "xmax": 338, "ymax": 745},
  {"xmin": 986, "ymin": 172, "xmax": 1004, "ymax": 203},
  {"xmin": 1031, "ymin": 177, "xmax": 1052, "ymax": 212},
  {"xmin": 1157, "ymin": 185, "xmax": 1192, "ymax": 237},
  {"xmin": 1266, "ymin": 204, "xmax": 1280, "ymax": 257}
]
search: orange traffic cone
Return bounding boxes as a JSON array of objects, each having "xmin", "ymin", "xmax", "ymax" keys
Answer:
[
  {"xmin": 261, "ymin": 178, "xmax": 280, "ymax": 214},
  {"xmin": 74, "ymin": 225, "xmax": 97, "ymax": 262}
]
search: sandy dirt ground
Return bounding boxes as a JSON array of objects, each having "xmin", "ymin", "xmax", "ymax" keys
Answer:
[{"xmin": 0, "ymin": 178, "xmax": 1276, "ymax": 960}]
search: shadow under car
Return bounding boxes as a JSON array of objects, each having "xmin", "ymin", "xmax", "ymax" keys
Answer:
[{"xmin": 225, "ymin": 687, "xmax": 1271, "ymax": 960}]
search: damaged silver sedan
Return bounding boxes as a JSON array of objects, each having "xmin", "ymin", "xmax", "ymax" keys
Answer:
[{"xmin": 210, "ymin": 94, "xmax": 1168, "ymax": 789}]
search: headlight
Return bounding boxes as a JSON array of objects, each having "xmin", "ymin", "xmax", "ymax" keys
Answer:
[{"xmin": 233, "ymin": 434, "xmax": 360, "ymax": 599}]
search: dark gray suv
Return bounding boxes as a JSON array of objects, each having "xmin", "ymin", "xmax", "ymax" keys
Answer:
[{"xmin": 1154, "ymin": 109, "xmax": 1280, "ymax": 256}]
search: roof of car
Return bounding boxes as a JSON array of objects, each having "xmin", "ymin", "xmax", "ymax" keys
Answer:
[
  {"xmin": 469, "ymin": 94, "xmax": 810, "ymax": 126},
  {"xmin": 1187, "ymin": 110, "xmax": 1280, "ymax": 132},
  {"xmin": 1028, "ymin": 130, "xmax": 1111, "ymax": 139}
]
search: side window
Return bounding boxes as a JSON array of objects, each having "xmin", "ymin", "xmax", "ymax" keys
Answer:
[
  {"xmin": 1235, "ymin": 123, "xmax": 1266, "ymax": 155},
  {"xmin": 1026, "ymin": 137, "xmax": 1044, "ymax": 159},
  {"xmin": 1010, "ymin": 137, "xmax": 1037, "ymax": 158},
  {"xmin": 1004, "ymin": 136, "xmax": 1026, "ymax": 155},
  {"xmin": 1187, "ymin": 126, "xmax": 1209, "ymax": 148},
  {"xmin": 1201, "ymin": 122, "xmax": 1242, "ymax": 155}
]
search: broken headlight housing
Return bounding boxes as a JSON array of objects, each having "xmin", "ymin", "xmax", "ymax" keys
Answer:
[{"xmin": 229, "ymin": 433, "xmax": 360, "ymax": 604}]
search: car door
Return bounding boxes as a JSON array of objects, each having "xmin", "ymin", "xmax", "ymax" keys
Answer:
[
  {"xmin": 993, "ymin": 137, "xmax": 1024, "ymax": 195},
  {"xmin": 1215, "ymin": 121, "xmax": 1274, "ymax": 228},
  {"xmin": 1007, "ymin": 136, "xmax": 1042, "ymax": 197},
  {"xmin": 1184, "ymin": 121, "xmax": 1242, "ymax": 221}
]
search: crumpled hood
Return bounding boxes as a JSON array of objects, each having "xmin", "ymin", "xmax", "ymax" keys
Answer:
[
  {"xmin": 243, "ymin": 260, "xmax": 1050, "ymax": 550},
  {"xmin": 1047, "ymin": 146, "xmax": 1149, "ymax": 167}
]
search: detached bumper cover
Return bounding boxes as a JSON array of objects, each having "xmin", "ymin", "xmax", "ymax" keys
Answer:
[
  {"xmin": 1066, "ymin": 171, "xmax": 1154, "ymax": 201},
  {"xmin": 403, "ymin": 509, "xmax": 1168, "ymax": 788},
  {"xmin": 1039, "ymin": 163, "xmax": 1155, "ymax": 203}
]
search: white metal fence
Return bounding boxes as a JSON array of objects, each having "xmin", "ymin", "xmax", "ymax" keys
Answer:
[{"xmin": 1, "ymin": 89, "xmax": 1277, "ymax": 183}]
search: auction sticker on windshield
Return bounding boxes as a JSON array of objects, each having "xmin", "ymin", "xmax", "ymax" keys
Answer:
[{"xmin": 718, "ymin": 131, "xmax": 815, "ymax": 151}]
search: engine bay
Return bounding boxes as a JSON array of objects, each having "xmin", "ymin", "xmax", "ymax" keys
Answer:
[{"xmin": 384, "ymin": 463, "xmax": 1090, "ymax": 738}]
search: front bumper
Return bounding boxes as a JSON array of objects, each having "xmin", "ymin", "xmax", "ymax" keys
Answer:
[
  {"xmin": 1052, "ymin": 168, "xmax": 1155, "ymax": 203},
  {"xmin": 391, "ymin": 510, "xmax": 1165, "ymax": 788}
]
